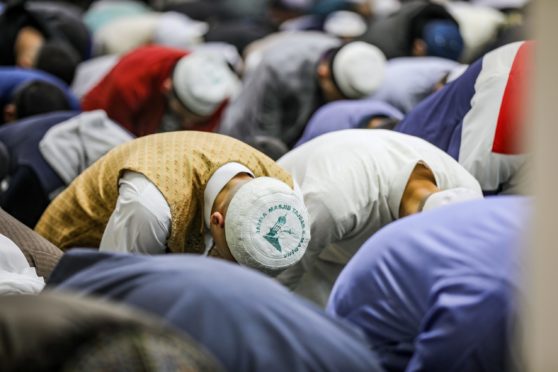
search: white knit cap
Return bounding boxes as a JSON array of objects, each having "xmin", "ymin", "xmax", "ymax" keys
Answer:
[
  {"xmin": 422, "ymin": 188, "xmax": 482, "ymax": 212},
  {"xmin": 225, "ymin": 177, "xmax": 310, "ymax": 275},
  {"xmin": 154, "ymin": 11, "xmax": 209, "ymax": 49},
  {"xmin": 332, "ymin": 41, "xmax": 386, "ymax": 99},
  {"xmin": 172, "ymin": 51, "xmax": 240, "ymax": 116},
  {"xmin": 324, "ymin": 11, "xmax": 367, "ymax": 38}
]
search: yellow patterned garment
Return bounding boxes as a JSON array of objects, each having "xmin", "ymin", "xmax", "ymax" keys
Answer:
[{"xmin": 35, "ymin": 132, "xmax": 293, "ymax": 253}]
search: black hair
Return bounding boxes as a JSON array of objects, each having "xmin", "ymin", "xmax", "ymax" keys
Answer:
[
  {"xmin": 35, "ymin": 41, "xmax": 80, "ymax": 85},
  {"xmin": 12, "ymin": 80, "xmax": 71, "ymax": 120},
  {"xmin": 319, "ymin": 44, "xmax": 348, "ymax": 99},
  {"xmin": 245, "ymin": 135, "xmax": 289, "ymax": 160}
]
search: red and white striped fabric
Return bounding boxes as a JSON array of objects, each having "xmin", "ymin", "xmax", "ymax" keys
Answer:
[{"xmin": 459, "ymin": 41, "xmax": 533, "ymax": 194}]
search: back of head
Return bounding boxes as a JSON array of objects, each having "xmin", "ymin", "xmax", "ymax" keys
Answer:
[
  {"xmin": 12, "ymin": 80, "xmax": 71, "ymax": 120},
  {"xmin": 35, "ymin": 41, "xmax": 80, "ymax": 85},
  {"xmin": 330, "ymin": 41, "xmax": 386, "ymax": 98},
  {"xmin": 0, "ymin": 293, "xmax": 222, "ymax": 372},
  {"xmin": 224, "ymin": 177, "xmax": 310, "ymax": 276},
  {"xmin": 172, "ymin": 51, "xmax": 240, "ymax": 116},
  {"xmin": 245, "ymin": 135, "xmax": 289, "ymax": 160},
  {"xmin": 421, "ymin": 19, "xmax": 464, "ymax": 61}
]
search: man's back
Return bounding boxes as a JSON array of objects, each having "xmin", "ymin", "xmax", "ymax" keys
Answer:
[{"xmin": 328, "ymin": 196, "xmax": 527, "ymax": 371}]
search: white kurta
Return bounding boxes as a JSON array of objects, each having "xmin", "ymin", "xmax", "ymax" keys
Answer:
[
  {"xmin": 99, "ymin": 163, "xmax": 254, "ymax": 255},
  {"xmin": 277, "ymin": 129, "xmax": 482, "ymax": 305}
]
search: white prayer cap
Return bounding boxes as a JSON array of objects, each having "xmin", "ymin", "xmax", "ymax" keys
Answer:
[
  {"xmin": 154, "ymin": 11, "xmax": 208, "ymax": 49},
  {"xmin": 225, "ymin": 177, "xmax": 310, "ymax": 276},
  {"xmin": 172, "ymin": 51, "xmax": 241, "ymax": 116},
  {"xmin": 422, "ymin": 188, "xmax": 483, "ymax": 212},
  {"xmin": 324, "ymin": 11, "xmax": 367, "ymax": 38},
  {"xmin": 332, "ymin": 41, "xmax": 386, "ymax": 99}
]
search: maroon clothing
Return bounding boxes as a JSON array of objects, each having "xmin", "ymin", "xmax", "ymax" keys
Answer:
[{"xmin": 82, "ymin": 45, "xmax": 222, "ymax": 137}]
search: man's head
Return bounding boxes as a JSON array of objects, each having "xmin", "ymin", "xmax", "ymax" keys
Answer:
[
  {"xmin": 35, "ymin": 41, "xmax": 81, "ymax": 85},
  {"xmin": 163, "ymin": 51, "xmax": 240, "ymax": 130},
  {"xmin": 317, "ymin": 41, "xmax": 386, "ymax": 102},
  {"xmin": 3, "ymin": 80, "xmax": 71, "ymax": 123},
  {"xmin": 209, "ymin": 176, "xmax": 310, "ymax": 276},
  {"xmin": 14, "ymin": 26, "xmax": 80, "ymax": 85},
  {"xmin": 411, "ymin": 19, "xmax": 464, "ymax": 61}
]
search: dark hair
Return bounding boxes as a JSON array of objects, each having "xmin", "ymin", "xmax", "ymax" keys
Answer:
[
  {"xmin": 12, "ymin": 80, "xmax": 71, "ymax": 120},
  {"xmin": 245, "ymin": 135, "xmax": 289, "ymax": 160},
  {"xmin": 35, "ymin": 41, "xmax": 80, "ymax": 85}
]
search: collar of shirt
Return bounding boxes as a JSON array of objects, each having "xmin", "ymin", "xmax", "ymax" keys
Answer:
[{"xmin": 204, "ymin": 162, "xmax": 254, "ymax": 229}]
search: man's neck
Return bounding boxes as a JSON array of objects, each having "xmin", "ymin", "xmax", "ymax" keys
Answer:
[{"xmin": 399, "ymin": 163, "xmax": 439, "ymax": 217}]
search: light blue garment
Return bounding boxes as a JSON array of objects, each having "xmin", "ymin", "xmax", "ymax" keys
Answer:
[
  {"xmin": 328, "ymin": 196, "xmax": 527, "ymax": 372},
  {"xmin": 294, "ymin": 99, "xmax": 403, "ymax": 147},
  {"xmin": 371, "ymin": 57, "xmax": 459, "ymax": 114},
  {"xmin": 48, "ymin": 252, "xmax": 384, "ymax": 372},
  {"xmin": 0, "ymin": 68, "xmax": 80, "ymax": 112},
  {"xmin": 84, "ymin": 0, "xmax": 150, "ymax": 33}
]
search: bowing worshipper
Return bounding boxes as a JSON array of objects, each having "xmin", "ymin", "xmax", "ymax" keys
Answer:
[
  {"xmin": 359, "ymin": 0, "xmax": 464, "ymax": 61},
  {"xmin": 81, "ymin": 45, "xmax": 240, "ymax": 137},
  {"xmin": 328, "ymin": 196, "xmax": 527, "ymax": 372},
  {"xmin": 277, "ymin": 129, "xmax": 483, "ymax": 306},
  {"xmin": 0, "ymin": 67, "xmax": 80, "ymax": 125},
  {"xmin": 35, "ymin": 131, "xmax": 310, "ymax": 276},
  {"xmin": 395, "ymin": 41, "xmax": 532, "ymax": 194},
  {"xmin": 0, "ymin": 207, "xmax": 62, "ymax": 280},
  {"xmin": 48, "ymin": 251, "xmax": 384, "ymax": 372},
  {"xmin": 219, "ymin": 32, "xmax": 386, "ymax": 148},
  {"xmin": 0, "ymin": 111, "xmax": 132, "ymax": 228},
  {"xmin": 0, "ymin": 293, "xmax": 222, "ymax": 371},
  {"xmin": 0, "ymin": 0, "xmax": 90, "ymax": 84},
  {"xmin": 370, "ymin": 56, "xmax": 466, "ymax": 114},
  {"xmin": 294, "ymin": 98, "xmax": 403, "ymax": 147}
]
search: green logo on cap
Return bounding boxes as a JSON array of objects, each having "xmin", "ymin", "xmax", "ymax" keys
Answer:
[
  {"xmin": 263, "ymin": 214, "xmax": 288, "ymax": 252},
  {"xmin": 256, "ymin": 204, "xmax": 307, "ymax": 258}
]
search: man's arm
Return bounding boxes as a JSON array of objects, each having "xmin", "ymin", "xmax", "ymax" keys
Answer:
[{"xmin": 99, "ymin": 171, "xmax": 170, "ymax": 255}]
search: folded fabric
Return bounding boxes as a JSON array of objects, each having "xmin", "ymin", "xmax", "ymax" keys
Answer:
[{"xmin": 0, "ymin": 234, "xmax": 44, "ymax": 295}]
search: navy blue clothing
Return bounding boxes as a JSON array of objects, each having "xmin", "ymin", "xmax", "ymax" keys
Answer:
[
  {"xmin": 328, "ymin": 197, "xmax": 527, "ymax": 372},
  {"xmin": 0, "ymin": 111, "xmax": 78, "ymax": 227},
  {"xmin": 0, "ymin": 68, "xmax": 80, "ymax": 113},
  {"xmin": 48, "ymin": 252, "xmax": 384, "ymax": 372},
  {"xmin": 394, "ymin": 58, "xmax": 481, "ymax": 160}
]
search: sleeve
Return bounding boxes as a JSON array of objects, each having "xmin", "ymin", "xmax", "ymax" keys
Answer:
[
  {"xmin": 99, "ymin": 172, "xmax": 171, "ymax": 255},
  {"xmin": 406, "ymin": 275, "xmax": 517, "ymax": 372}
]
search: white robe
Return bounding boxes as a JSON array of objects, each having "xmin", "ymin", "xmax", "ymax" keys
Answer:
[{"xmin": 277, "ymin": 129, "xmax": 482, "ymax": 306}]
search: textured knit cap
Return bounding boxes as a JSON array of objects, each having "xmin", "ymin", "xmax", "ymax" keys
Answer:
[
  {"xmin": 172, "ymin": 51, "xmax": 240, "ymax": 116},
  {"xmin": 422, "ymin": 187, "xmax": 482, "ymax": 212},
  {"xmin": 225, "ymin": 177, "xmax": 310, "ymax": 276},
  {"xmin": 332, "ymin": 41, "xmax": 386, "ymax": 99},
  {"xmin": 324, "ymin": 11, "xmax": 367, "ymax": 38}
]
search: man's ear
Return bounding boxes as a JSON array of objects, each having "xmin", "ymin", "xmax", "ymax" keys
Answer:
[
  {"xmin": 412, "ymin": 39, "xmax": 428, "ymax": 57},
  {"xmin": 3, "ymin": 104, "xmax": 17, "ymax": 123},
  {"xmin": 317, "ymin": 61, "xmax": 330, "ymax": 79},
  {"xmin": 210, "ymin": 211, "xmax": 225, "ymax": 228},
  {"xmin": 162, "ymin": 77, "xmax": 172, "ymax": 94}
]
